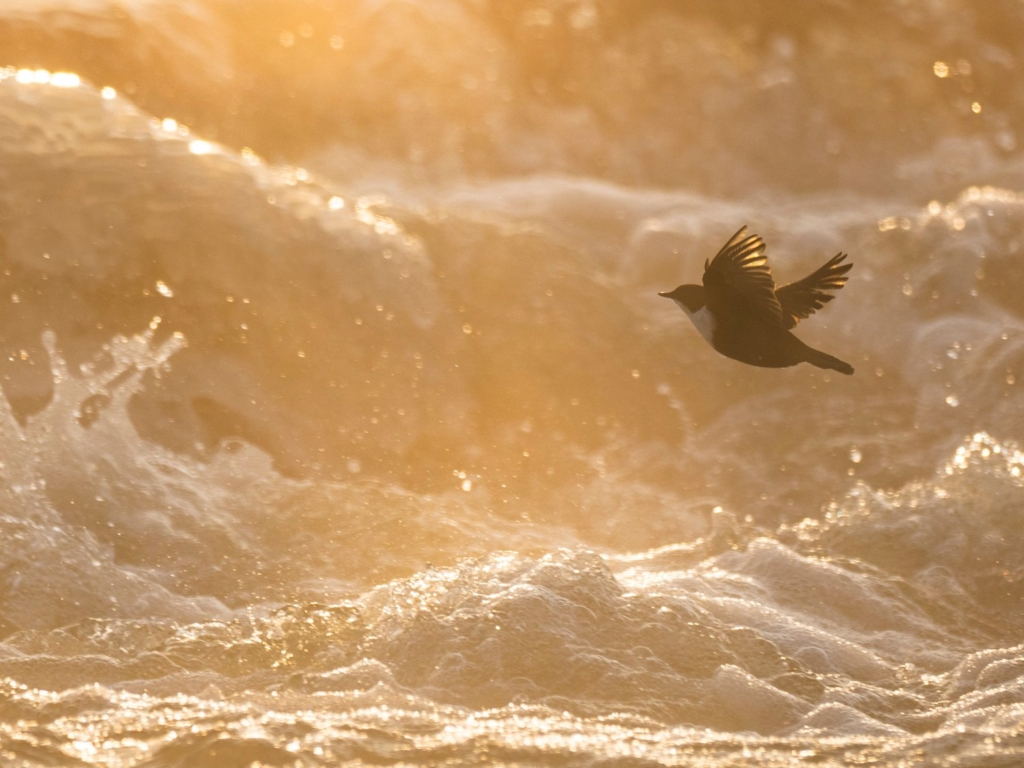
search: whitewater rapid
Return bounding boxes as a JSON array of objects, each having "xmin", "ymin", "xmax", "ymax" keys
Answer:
[{"xmin": 1, "ymin": 1, "xmax": 1024, "ymax": 765}]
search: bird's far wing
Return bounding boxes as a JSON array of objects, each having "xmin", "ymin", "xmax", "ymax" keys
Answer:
[
  {"xmin": 775, "ymin": 252, "xmax": 852, "ymax": 329},
  {"xmin": 702, "ymin": 226, "xmax": 783, "ymax": 324}
]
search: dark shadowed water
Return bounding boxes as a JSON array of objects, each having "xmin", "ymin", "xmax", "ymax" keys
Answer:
[{"xmin": 0, "ymin": 1, "xmax": 1023, "ymax": 765}]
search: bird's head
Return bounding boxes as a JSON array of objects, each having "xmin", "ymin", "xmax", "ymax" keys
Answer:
[{"xmin": 658, "ymin": 284, "xmax": 705, "ymax": 314}]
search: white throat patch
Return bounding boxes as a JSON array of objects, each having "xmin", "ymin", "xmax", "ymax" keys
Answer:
[{"xmin": 675, "ymin": 301, "xmax": 716, "ymax": 344}]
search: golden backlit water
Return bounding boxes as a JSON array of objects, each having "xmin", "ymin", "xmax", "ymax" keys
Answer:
[{"xmin": 0, "ymin": 1, "xmax": 1023, "ymax": 765}]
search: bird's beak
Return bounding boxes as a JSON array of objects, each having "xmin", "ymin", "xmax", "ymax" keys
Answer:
[{"xmin": 658, "ymin": 291, "xmax": 671, "ymax": 298}]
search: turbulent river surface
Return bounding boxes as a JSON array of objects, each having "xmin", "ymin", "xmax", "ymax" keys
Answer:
[{"xmin": 1, "ymin": 1, "xmax": 1024, "ymax": 766}]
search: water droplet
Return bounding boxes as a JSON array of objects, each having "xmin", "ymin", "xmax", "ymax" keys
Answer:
[{"xmin": 50, "ymin": 72, "xmax": 80, "ymax": 88}]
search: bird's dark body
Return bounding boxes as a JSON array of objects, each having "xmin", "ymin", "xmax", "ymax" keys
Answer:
[
  {"xmin": 711, "ymin": 313, "xmax": 820, "ymax": 369},
  {"xmin": 659, "ymin": 226, "xmax": 854, "ymax": 375}
]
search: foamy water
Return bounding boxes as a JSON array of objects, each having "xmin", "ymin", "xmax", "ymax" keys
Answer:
[{"xmin": 0, "ymin": 1, "xmax": 1023, "ymax": 765}]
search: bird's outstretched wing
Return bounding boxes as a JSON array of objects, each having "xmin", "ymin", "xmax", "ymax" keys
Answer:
[
  {"xmin": 702, "ymin": 226, "xmax": 783, "ymax": 324},
  {"xmin": 775, "ymin": 253, "xmax": 851, "ymax": 329}
]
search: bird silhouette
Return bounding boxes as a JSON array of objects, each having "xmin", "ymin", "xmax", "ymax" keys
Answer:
[{"xmin": 659, "ymin": 226, "xmax": 853, "ymax": 374}]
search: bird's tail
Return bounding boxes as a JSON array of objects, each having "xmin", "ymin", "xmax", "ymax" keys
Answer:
[{"xmin": 805, "ymin": 347, "xmax": 854, "ymax": 375}]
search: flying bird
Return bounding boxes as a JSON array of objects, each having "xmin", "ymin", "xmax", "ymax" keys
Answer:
[{"xmin": 659, "ymin": 226, "xmax": 853, "ymax": 374}]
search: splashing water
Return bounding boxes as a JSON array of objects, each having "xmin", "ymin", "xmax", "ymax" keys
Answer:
[{"xmin": 2, "ymin": 1, "xmax": 1024, "ymax": 765}]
